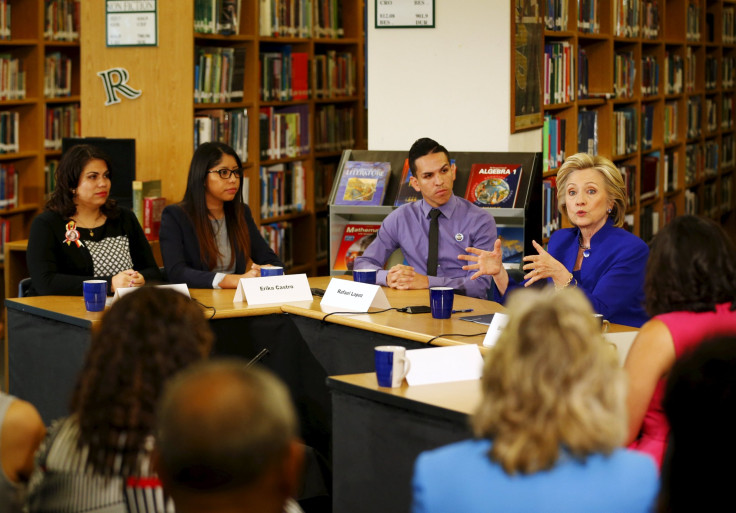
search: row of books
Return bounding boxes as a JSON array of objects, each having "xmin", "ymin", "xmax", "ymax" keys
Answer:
[
  {"xmin": 260, "ymin": 48, "xmax": 309, "ymax": 101},
  {"xmin": 706, "ymin": 97, "xmax": 718, "ymax": 133},
  {"xmin": 642, "ymin": 104, "xmax": 655, "ymax": 151},
  {"xmin": 722, "ymin": 174, "xmax": 734, "ymax": 211},
  {"xmin": 259, "ymin": 161, "xmax": 306, "ymax": 219},
  {"xmin": 578, "ymin": 0, "xmax": 600, "ymax": 33},
  {"xmin": 194, "ymin": 0, "xmax": 241, "ymax": 35},
  {"xmin": 578, "ymin": 48, "xmax": 589, "ymax": 98},
  {"xmin": 0, "ymin": 110, "xmax": 18, "ymax": 153},
  {"xmin": 613, "ymin": 107, "xmax": 638, "ymax": 156},
  {"xmin": 641, "ymin": 0, "xmax": 660, "ymax": 39},
  {"xmin": 542, "ymin": 114, "xmax": 566, "ymax": 172},
  {"xmin": 687, "ymin": 3, "xmax": 701, "ymax": 42},
  {"xmin": 44, "ymin": 52, "xmax": 72, "ymax": 98},
  {"xmin": 0, "ymin": 219, "xmax": 10, "ymax": 262},
  {"xmin": 663, "ymin": 101, "xmax": 677, "ymax": 146},
  {"xmin": 0, "ymin": 162, "xmax": 17, "ymax": 208},
  {"xmin": 131, "ymin": 180, "xmax": 165, "ymax": 241},
  {"xmin": 723, "ymin": 95, "xmax": 734, "ymax": 130},
  {"xmin": 578, "ymin": 109, "xmax": 597, "ymax": 154},
  {"xmin": 703, "ymin": 181, "xmax": 721, "ymax": 217},
  {"xmin": 44, "ymin": 159, "xmax": 58, "ymax": 198},
  {"xmin": 685, "ymin": 144, "xmax": 704, "ymax": 186},
  {"xmin": 685, "ymin": 47, "xmax": 697, "ymax": 92},
  {"xmin": 194, "ymin": 46, "xmax": 246, "ymax": 104},
  {"xmin": 44, "ymin": 104, "xmax": 80, "ymax": 151},
  {"xmin": 639, "ymin": 204, "xmax": 659, "ymax": 242},
  {"xmin": 685, "ymin": 188, "xmax": 698, "ymax": 215},
  {"xmin": 544, "ymin": 0, "xmax": 568, "ymax": 31},
  {"xmin": 614, "ymin": 0, "xmax": 641, "ymax": 37},
  {"xmin": 664, "ymin": 53, "xmax": 683, "ymax": 95},
  {"xmin": 641, "ymin": 55, "xmax": 658, "ymax": 96},
  {"xmin": 705, "ymin": 141, "xmax": 719, "ymax": 179},
  {"xmin": 259, "ymin": 104, "xmax": 310, "ymax": 160},
  {"xmin": 641, "ymin": 153, "xmax": 659, "ymax": 201},
  {"xmin": 724, "ymin": 56, "xmax": 735, "ymax": 89},
  {"xmin": 663, "ymin": 149, "xmax": 679, "ymax": 193},
  {"xmin": 544, "ymin": 42, "xmax": 574, "ymax": 105},
  {"xmin": 724, "ymin": 6, "xmax": 736, "ymax": 44},
  {"xmin": 260, "ymin": 221, "xmax": 293, "ymax": 268},
  {"xmin": 723, "ymin": 133, "xmax": 735, "ymax": 168},
  {"xmin": 194, "ymin": 108, "xmax": 250, "ymax": 163},
  {"xmin": 314, "ymin": 50, "xmax": 356, "ymax": 98},
  {"xmin": 614, "ymin": 51, "xmax": 635, "ymax": 99},
  {"xmin": 663, "ymin": 198, "xmax": 677, "ymax": 225},
  {"xmin": 260, "ymin": 0, "xmax": 344, "ymax": 39},
  {"xmin": 541, "ymin": 177, "xmax": 560, "ymax": 239},
  {"xmin": 335, "ymin": 159, "xmax": 527, "ymax": 209},
  {"xmin": 706, "ymin": 56, "xmax": 718, "ymax": 91},
  {"xmin": 314, "ymin": 104, "xmax": 354, "ymax": 153},
  {"xmin": 687, "ymin": 96, "xmax": 702, "ymax": 139},
  {"xmin": 44, "ymin": 0, "xmax": 80, "ymax": 42},
  {"xmin": 0, "ymin": 54, "xmax": 24, "ymax": 100},
  {"xmin": 0, "ymin": 1, "xmax": 9, "ymax": 40},
  {"xmin": 619, "ymin": 164, "xmax": 637, "ymax": 207}
]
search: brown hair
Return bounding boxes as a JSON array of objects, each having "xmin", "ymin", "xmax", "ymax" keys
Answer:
[{"xmin": 71, "ymin": 287, "xmax": 214, "ymax": 476}]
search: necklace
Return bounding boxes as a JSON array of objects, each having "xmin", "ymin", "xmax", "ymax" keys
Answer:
[
  {"xmin": 578, "ymin": 234, "xmax": 591, "ymax": 258},
  {"xmin": 72, "ymin": 212, "xmax": 104, "ymax": 237}
]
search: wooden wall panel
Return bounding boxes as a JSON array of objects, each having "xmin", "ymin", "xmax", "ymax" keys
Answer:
[{"xmin": 80, "ymin": 2, "xmax": 193, "ymax": 204}]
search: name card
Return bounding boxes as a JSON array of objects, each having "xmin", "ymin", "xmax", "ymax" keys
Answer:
[
  {"xmin": 320, "ymin": 278, "xmax": 391, "ymax": 312},
  {"xmin": 482, "ymin": 312, "xmax": 509, "ymax": 347},
  {"xmin": 234, "ymin": 274, "xmax": 312, "ymax": 305},
  {"xmin": 405, "ymin": 345, "xmax": 484, "ymax": 386},
  {"xmin": 112, "ymin": 283, "xmax": 191, "ymax": 304}
]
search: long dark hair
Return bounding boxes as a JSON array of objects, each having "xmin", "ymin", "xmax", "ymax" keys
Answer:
[
  {"xmin": 658, "ymin": 335, "xmax": 736, "ymax": 513},
  {"xmin": 181, "ymin": 142, "xmax": 250, "ymax": 270},
  {"xmin": 71, "ymin": 287, "xmax": 213, "ymax": 476},
  {"xmin": 645, "ymin": 215, "xmax": 736, "ymax": 316},
  {"xmin": 46, "ymin": 144, "xmax": 119, "ymax": 219}
]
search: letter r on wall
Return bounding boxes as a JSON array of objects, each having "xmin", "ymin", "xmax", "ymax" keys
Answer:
[{"xmin": 97, "ymin": 67, "xmax": 142, "ymax": 106}]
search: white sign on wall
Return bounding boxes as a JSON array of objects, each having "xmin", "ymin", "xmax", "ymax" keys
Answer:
[
  {"xmin": 375, "ymin": 0, "xmax": 434, "ymax": 28},
  {"xmin": 106, "ymin": 0, "xmax": 158, "ymax": 46}
]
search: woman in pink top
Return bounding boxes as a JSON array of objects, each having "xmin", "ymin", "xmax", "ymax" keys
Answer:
[{"xmin": 625, "ymin": 215, "xmax": 736, "ymax": 466}]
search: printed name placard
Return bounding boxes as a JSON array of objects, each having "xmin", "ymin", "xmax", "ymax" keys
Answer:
[
  {"xmin": 112, "ymin": 283, "xmax": 190, "ymax": 303},
  {"xmin": 234, "ymin": 274, "xmax": 312, "ymax": 305},
  {"xmin": 405, "ymin": 345, "xmax": 483, "ymax": 386},
  {"xmin": 482, "ymin": 312, "xmax": 509, "ymax": 347},
  {"xmin": 320, "ymin": 278, "xmax": 391, "ymax": 312}
]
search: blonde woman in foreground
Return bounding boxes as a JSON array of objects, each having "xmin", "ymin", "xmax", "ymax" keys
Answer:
[{"xmin": 411, "ymin": 287, "xmax": 658, "ymax": 513}]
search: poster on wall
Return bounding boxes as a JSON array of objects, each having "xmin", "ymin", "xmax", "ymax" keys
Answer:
[
  {"xmin": 511, "ymin": 0, "xmax": 543, "ymax": 132},
  {"xmin": 375, "ymin": 0, "xmax": 435, "ymax": 28},
  {"xmin": 106, "ymin": 0, "xmax": 158, "ymax": 47}
]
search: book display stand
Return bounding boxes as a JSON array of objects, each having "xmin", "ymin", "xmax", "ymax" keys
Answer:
[{"xmin": 328, "ymin": 149, "xmax": 543, "ymax": 278}]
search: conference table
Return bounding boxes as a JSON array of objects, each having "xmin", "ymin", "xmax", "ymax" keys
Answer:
[{"xmin": 4, "ymin": 276, "xmax": 502, "ymax": 424}]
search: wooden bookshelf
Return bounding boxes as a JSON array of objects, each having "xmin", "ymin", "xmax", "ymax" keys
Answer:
[
  {"xmin": 514, "ymin": 0, "xmax": 736, "ymax": 241},
  {"xmin": 0, "ymin": 1, "xmax": 80, "ymax": 296},
  {"xmin": 80, "ymin": 1, "xmax": 365, "ymax": 276}
]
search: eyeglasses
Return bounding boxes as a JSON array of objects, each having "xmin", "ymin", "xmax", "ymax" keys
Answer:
[{"xmin": 208, "ymin": 167, "xmax": 243, "ymax": 179}]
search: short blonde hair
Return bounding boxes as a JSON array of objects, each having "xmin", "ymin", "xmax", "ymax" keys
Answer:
[
  {"xmin": 556, "ymin": 153, "xmax": 626, "ymax": 227},
  {"xmin": 471, "ymin": 287, "xmax": 627, "ymax": 474}
]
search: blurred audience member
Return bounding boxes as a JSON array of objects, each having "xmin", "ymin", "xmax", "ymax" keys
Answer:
[
  {"xmin": 625, "ymin": 215, "xmax": 736, "ymax": 466},
  {"xmin": 155, "ymin": 359, "xmax": 304, "ymax": 513},
  {"xmin": 27, "ymin": 287, "xmax": 213, "ymax": 513},
  {"xmin": 412, "ymin": 287, "xmax": 658, "ymax": 513},
  {"xmin": 658, "ymin": 335, "xmax": 736, "ymax": 513}
]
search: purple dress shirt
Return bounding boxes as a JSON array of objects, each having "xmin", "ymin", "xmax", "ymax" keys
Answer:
[{"xmin": 354, "ymin": 195, "xmax": 496, "ymax": 298}]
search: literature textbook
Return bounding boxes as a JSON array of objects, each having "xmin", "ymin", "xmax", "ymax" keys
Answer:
[
  {"xmin": 464, "ymin": 163, "xmax": 523, "ymax": 208},
  {"xmin": 334, "ymin": 161, "xmax": 391, "ymax": 206}
]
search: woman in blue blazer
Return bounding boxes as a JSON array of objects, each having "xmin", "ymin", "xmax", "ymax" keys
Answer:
[
  {"xmin": 159, "ymin": 142, "xmax": 282, "ymax": 288},
  {"xmin": 460, "ymin": 153, "xmax": 648, "ymax": 327},
  {"xmin": 412, "ymin": 287, "xmax": 658, "ymax": 513}
]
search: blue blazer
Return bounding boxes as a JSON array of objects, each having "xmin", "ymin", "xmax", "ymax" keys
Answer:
[
  {"xmin": 494, "ymin": 220, "xmax": 649, "ymax": 327},
  {"xmin": 412, "ymin": 439, "xmax": 659, "ymax": 513},
  {"xmin": 159, "ymin": 204, "xmax": 283, "ymax": 289}
]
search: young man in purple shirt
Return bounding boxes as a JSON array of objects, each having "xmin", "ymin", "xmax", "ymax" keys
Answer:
[{"xmin": 354, "ymin": 138, "xmax": 497, "ymax": 299}]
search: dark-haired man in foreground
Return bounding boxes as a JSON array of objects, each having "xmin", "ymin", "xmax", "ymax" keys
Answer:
[
  {"xmin": 155, "ymin": 360, "xmax": 304, "ymax": 513},
  {"xmin": 354, "ymin": 137, "xmax": 497, "ymax": 298}
]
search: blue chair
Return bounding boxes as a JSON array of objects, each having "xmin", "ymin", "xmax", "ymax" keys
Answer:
[{"xmin": 18, "ymin": 277, "xmax": 32, "ymax": 297}]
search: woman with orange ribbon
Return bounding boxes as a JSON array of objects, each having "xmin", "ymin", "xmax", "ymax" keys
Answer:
[{"xmin": 27, "ymin": 144, "xmax": 160, "ymax": 296}]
